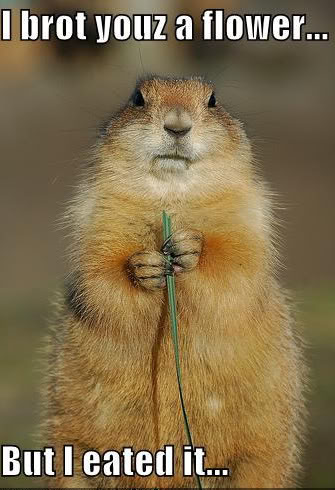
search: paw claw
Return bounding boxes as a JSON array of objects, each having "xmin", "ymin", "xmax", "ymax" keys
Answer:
[
  {"xmin": 160, "ymin": 229, "xmax": 203, "ymax": 274},
  {"xmin": 127, "ymin": 251, "xmax": 166, "ymax": 291}
]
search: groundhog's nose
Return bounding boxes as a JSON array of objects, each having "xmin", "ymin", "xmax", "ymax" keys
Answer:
[{"xmin": 164, "ymin": 109, "xmax": 192, "ymax": 137}]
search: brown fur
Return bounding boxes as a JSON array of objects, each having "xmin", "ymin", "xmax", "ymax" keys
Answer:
[{"xmin": 42, "ymin": 77, "xmax": 306, "ymax": 488}]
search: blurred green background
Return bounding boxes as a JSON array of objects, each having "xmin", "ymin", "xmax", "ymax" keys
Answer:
[{"xmin": 0, "ymin": 0, "xmax": 334, "ymax": 487}]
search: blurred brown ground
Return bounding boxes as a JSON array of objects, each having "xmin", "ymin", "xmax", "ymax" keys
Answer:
[{"xmin": 0, "ymin": 0, "xmax": 334, "ymax": 488}]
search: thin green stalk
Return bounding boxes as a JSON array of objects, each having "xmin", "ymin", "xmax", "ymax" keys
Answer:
[{"xmin": 162, "ymin": 211, "xmax": 202, "ymax": 490}]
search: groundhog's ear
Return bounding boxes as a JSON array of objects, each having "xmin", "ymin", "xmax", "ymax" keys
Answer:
[{"xmin": 132, "ymin": 89, "xmax": 145, "ymax": 107}]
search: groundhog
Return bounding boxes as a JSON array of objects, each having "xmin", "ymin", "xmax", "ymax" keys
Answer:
[{"xmin": 43, "ymin": 76, "xmax": 306, "ymax": 488}]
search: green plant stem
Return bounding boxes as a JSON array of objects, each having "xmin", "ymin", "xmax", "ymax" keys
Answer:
[{"xmin": 162, "ymin": 211, "xmax": 202, "ymax": 490}]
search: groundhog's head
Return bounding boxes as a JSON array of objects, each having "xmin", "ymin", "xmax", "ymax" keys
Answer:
[{"xmin": 97, "ymin": 76, "xmax": 252, "ymax": 198}]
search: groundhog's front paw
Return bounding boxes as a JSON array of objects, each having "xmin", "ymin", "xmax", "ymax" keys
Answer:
[
  {"xmin": 127, "ymin": 251, "xmax": 168, "ymax": 291},
  {"xmin": 161, "ymin": 229, "xmax": 203, "ymax": 274}
]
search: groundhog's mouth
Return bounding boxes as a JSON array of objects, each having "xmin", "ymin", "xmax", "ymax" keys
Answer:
[
  {"xmin": 154, "ymin": 154, "xmax": 190, "ymax": 162},
  {"xmin": 152, "ymin": 154, "xmax": 191, "ymax": 173}
]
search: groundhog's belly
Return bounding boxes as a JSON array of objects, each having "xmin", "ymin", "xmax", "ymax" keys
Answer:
[
  {"xmin": 82, "ymin": 340, "xmax": 236, "ymax": 480},
  {"xmin": 64, "ymin": 309, "xmax": 268, "ymax": 486}
]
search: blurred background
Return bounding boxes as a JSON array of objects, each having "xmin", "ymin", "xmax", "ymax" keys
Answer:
[{"xmin": 0, "ymin": 0, "xmax": 334, "ymax": 487}]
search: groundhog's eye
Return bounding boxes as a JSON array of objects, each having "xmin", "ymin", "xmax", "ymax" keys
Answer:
[
  {"xmin": 133, "ymin": 90, "xmax": 145, "ymax": 107},
  {"xmin": 208, "ymin": 92, "xmax": 216, "ymax": 108}
]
